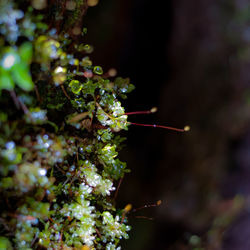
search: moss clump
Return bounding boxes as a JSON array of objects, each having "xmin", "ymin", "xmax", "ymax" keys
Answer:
[{"xmin": 0, "ymin": 0, "xmax": 134, "ymax": 249}]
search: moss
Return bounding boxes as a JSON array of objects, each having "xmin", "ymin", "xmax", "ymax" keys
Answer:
[{"xmin": 0, "ymin": 0, "xmax": 134, "ymax": 249}]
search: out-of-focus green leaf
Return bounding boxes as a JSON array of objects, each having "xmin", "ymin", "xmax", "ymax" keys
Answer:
[
  {"xmin": 0, "ymin": 67, "xmax": 14, "ymax": 90},
  {"xmin": 11, "ymin": 63, "xmax": 33, "ymax": 91},
  {"xmin": 0, "ymin": 236, "xmax": 13, "ymax": 250},
  {"xmin": 19, "ymin": 42, "xmax": 33, "ymax": 64}
]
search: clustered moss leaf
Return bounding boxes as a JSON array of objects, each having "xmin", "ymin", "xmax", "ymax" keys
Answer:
[{"xmin": 0, "ymin": 1, "xmax": 134, "ymax": 249}]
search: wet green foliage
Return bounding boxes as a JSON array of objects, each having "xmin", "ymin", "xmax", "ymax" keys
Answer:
[{"xmin": 0, "ymin": 0, "xmax": 134, "ymax": 249}]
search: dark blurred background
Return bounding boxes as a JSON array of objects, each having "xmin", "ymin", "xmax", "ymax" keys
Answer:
[{"xmin": 84, "ymin": 0, "xmax": 250, "ymax": 249}]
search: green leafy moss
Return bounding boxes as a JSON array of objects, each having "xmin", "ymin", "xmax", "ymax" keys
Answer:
[{"xmin": 0, "ymin": 0, "xmax": 134, "ymax": 249}]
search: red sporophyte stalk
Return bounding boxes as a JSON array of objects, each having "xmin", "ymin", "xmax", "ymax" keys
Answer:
[
  {"xmin": 121, "ymin": 200, "xmax": 162, "ymax": 223},
  {"xmin": 131, "ymin": 200, "xmax": 162, "ymax": 213},
  {"xmin": 125, "ymin": 107, "xmax": 190, "ymax": 132},
  {"xmin": 124, "ymin": 107, "xmax": 158, "ymax": 115},
  {"xmin": 128, "ymin": 122, "xmax": 190, "ymax": 132}
]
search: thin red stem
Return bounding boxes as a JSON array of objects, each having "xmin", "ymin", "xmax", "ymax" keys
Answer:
[
  {"xmin": 60, "ymin": 84, "xmax": 71, "ymax": 100},
  {"xmin": 134, "ymin": 215, "xmax": 154, "ymax": 220},
  {"xmin": 121, "ymin": 213, "xmax": 125, "ymax": 224},
  {"xmin": 10, "ymin": 91, "xmax": 20, "ymax": 109},
  {"xmin": 95, "ymin": 228, "xmax": 102, "ymax": 239},
  {"xmin": 124, "ymin": 110, "xmax": 152, "ymax": 115},
  {"xmin": 128, "ymin": 122, "xmax": 185, "ymax": 132},
  {"xmin": 131, "ymin": 203, "xmax": 160, "ymax": 213},
  {"xmin": 114, "ymin": 177, "xmax": 123, "ymax": 200},
  {"xmin": 124, "ymin": 107, "xmax": 157, "ymax": 116}
]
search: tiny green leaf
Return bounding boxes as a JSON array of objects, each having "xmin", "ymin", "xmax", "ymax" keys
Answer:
[
  {"xmin": 69, "ymin": 79, "xmax": 82, "ymax": 94},
  {"xmin": 0, "ymin": 236, "xmax": 13, "ymax": 250},
  {"xmin": 93, "ymin": 66, "xmax": 103, "ymax": 75},
  {"xmin": 19, "ymin": 42, "xmax": 33, "ymax": 64},
  {"xmin": 0, "ymin": 67, "xmax": 14, "ymax": 90},
  {"xmin": 11, "ymin": 63, "xmax": 34, "ymax": 91}
]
